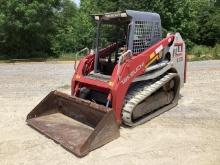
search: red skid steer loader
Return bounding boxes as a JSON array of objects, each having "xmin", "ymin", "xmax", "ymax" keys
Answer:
[{"xmin": 27, "ymin": 10, "xmax": 186, "ymax": 157}]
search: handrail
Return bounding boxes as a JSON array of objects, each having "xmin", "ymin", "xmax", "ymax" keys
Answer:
[
  {"xmin": 74, "ymin": 47, "xmax": 89, "ymax": 70},
  {"xmin": 117, "ymin": 50, "xmax": 132, "ymax": 78}
]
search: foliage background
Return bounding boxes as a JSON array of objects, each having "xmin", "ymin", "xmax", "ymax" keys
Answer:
[{"xmin": 0, "ymin": 0, "xmax": 219, "ymax": 59}]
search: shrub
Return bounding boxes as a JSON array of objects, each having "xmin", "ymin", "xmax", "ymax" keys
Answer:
[{"xmin": 189, "ymin": 44, "xmax": 220, "ymax": 60}]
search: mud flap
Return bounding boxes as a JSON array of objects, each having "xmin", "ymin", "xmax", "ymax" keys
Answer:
[{"xmin": 26, "ymin": 91, "xmax": 120, "ymax": 157}]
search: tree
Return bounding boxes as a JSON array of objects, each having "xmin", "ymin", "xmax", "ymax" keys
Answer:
[
  {"xmin": 0, "ymin": 0, "xmax": 219, "ymax": 58},
  {"xmin": 76, "ymin": 0, "xmax": 96, "ymax": 49},
  {"xmin": 79, "ymin": 0, "xmax": 219, "ymax": 49},
  {"xmin": 51, "ymin": 0, "xmax": 79, "ymax": 54},
  {"xmin": 195, "ymin": 1, "xmax": 220, "ymax": 46},
  {"xmin": 0, "ymin": 0, "xmax": 61, "ymax": 58}
]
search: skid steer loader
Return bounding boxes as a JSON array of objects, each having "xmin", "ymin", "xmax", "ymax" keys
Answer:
[{"xmin": 27, "ymin": 10, "xmax": 186, "ymax": 157}]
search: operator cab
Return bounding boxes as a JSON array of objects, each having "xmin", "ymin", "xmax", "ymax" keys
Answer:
[
  {"xmin": 81, "ymin": 10, "xmax": 162, "ymax": 106},
  {"xmin": 91, "ymin": 12, "xmax": 130, "ymax": 75},
  {"xmin": 90, "ymin": 10, "xmax": 162, "ymax": 77}
]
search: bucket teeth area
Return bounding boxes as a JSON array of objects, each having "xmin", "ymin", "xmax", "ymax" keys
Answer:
[{"xmin": 26, "ymin": 91, "xmax": 119, "ymax": 157}]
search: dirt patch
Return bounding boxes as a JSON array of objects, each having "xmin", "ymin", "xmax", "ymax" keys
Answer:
[{"xmin": 0, "ymin": 61, "xmax": 220, "ymax": 165}]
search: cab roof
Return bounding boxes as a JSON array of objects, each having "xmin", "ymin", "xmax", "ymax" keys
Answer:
[{"xmin": 91, "ymin": 10, "xmax": 160, "ymax": 24}]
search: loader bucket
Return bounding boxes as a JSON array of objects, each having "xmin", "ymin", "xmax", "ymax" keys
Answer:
[{"xmin": 26, "ymin": 91, "xmax": 120, "ymax": 157}]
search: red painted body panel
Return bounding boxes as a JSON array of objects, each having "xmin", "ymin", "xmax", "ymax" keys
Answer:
[{"xmin": 71, "ymin": 35, "xmax": 175, "ymax": 124}]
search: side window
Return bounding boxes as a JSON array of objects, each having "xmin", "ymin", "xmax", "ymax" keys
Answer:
[{"xmin": 133, "ymin": 21, "xmax": 161, "ymax": 54}]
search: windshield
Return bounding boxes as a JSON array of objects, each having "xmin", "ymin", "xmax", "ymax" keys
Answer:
[{"xmin": 98, "ymin": 23, "xmax": 128, "ymax": 49}]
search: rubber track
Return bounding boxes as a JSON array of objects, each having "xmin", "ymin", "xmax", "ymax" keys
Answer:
[{"xmin": 122, "ymin": 72, "xmax": 177, "ymax": 127}]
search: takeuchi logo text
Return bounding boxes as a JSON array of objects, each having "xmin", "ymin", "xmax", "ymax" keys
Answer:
[{"xmin": 121, "ymin": 62, "xmax": 144, "ymax": 84}]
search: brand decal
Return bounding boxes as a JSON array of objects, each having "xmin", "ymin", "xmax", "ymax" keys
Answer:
[
  {"xmin": 155, "ymin": 45, "xmax": 163, "ymax": 54},
  {"xmin": 174, "ymin": 43, "xmax": 184, "ymax": 62},
  {"xmin": 121, "ymin": 62, "xmax": 144, "ymax": 84}
]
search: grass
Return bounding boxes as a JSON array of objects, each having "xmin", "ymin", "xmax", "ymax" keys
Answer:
[
  {"xmin": 188, "ymin": 44, "xmax": 220, "ymax": 61},
  {"xmin": 0, "ymin": 53, "xmax": 84, "ymax": 63},
  {"xmin": 0, "ymin": 44, "xmax": 219, "ymax": 63},
  {"xmin": 47, "ymin": 53, "xmax": 76, "ymax": 61}
]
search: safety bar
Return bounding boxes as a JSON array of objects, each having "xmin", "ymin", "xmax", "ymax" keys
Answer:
[
  {"xmin": 117, "ymin": 50, "xmax": 132, "ymax": 78},
  {"xmin": 74, "ymin": 47, "xmax": 89, "ymax": 70}
]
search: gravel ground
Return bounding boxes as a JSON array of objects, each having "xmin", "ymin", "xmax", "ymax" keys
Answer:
[{"xmin": 0, "ymin": 60, "xmax": 220, "ymax": 165}]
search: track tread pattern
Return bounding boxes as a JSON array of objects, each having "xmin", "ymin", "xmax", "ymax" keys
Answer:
[{"xmin": 122, "ymin": 72, "xmax": 177, "ymax": 127}]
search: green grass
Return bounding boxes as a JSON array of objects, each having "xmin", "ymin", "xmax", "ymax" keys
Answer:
[
  {"xmin": 46, "ymin": 53, "xmax": 85, "ymax": 62},
  {"xmin": 1, "ymin": 44, "xmax": 219, "ymax": 63},
  {"xmin": 188, "ymin": 44, "xmax": 220, "ymax": 61},
  {"xmin": 0, "ymin": 53, "xmax": 84, "ymax": 63},
  {"xmin": 47, "ymin": 53, "xmax": 75, "ymax": 61}
]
